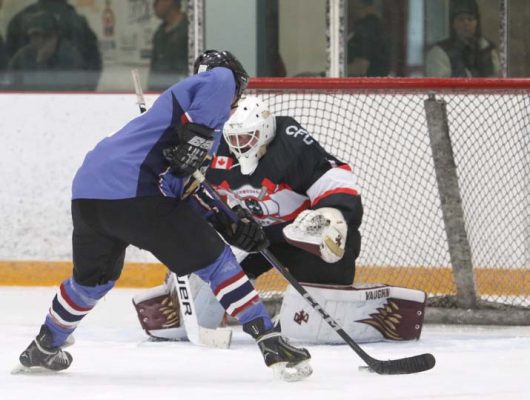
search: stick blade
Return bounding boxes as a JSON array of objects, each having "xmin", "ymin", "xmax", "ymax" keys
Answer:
[
  {"xmin": 198, "ymin": 328, "xmax": 232, "ymax": 349},
  {"xmin": 370, "ymin": 353, "xmax": 436, "ymax": 375}
]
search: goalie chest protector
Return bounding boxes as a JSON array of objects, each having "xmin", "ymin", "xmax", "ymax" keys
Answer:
[{"xmin": 206, "ymin": 116, "xmax": 351, "ymax": 226}]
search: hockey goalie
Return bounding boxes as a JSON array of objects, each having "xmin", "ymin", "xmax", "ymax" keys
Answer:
[{"xmin": 133, "ymin": 96, "xmax": 427, "ymax": 344}]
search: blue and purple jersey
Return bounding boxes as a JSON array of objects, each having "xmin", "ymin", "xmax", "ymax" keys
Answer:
[{"xmin": 72, "ymin": 67, "xmax": 235, "ymax": 200}]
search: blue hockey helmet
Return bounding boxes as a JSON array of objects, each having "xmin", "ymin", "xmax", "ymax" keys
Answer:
[{"xmin": 193, "ymin": 50, "xmax": 249, "ymax": 101}]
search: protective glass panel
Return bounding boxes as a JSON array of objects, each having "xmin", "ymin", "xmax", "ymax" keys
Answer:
[
  {"xmin": 204, "ymin": 0, "xmax": 326, "ymax": 78},
  {"xmin": 507, "ymin": 0, "xmax": 530, "ymax": 77},
  {"xmin": 277, "ymin": 0, "xmax": 327, "ymax": 77},
  {"xmin": 423, "ymin": 0, "xmax": 502, "ymax": 78},
  {"xmin": 345, "ymin": 0, "xmax": 394, "ymax": 77},
  {"xmin": 0, "ymin": 0, "xmax": 189, "ymax": 91}
]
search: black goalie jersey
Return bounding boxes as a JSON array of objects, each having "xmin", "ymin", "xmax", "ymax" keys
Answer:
[{"xmin": 206, "ymin": 116, "xmax": 362, "ymax": 236}]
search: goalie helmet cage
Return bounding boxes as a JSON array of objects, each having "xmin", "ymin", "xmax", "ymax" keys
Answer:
[{"xmin": 247, "ymin": 77, "xmax": 530, "ymax": 326}]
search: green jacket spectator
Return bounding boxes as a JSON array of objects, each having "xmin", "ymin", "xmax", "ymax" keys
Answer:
[
  {"xmin": 6, "ymin": 0, "xmax": 102, "ymax": 90},
  {"xmin": 7, "ymin": 11, "xmax": 88, "ymax": 90},
  {"xmin": 148, "ymin": 0, "xmax": 188, "ymax": 91}
]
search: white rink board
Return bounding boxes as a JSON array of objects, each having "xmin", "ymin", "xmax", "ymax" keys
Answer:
[
  {"xmin": 0, "ymin": 93, "xmax": 160, "ymax": 262},
  {"xmin": 0, "ymin": 93, "xmax": 528, "ymax": 268}
]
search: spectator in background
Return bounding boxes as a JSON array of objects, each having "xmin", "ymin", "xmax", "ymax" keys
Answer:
[
  {"xmin": 0, "ymin": 0, "xmax": 6, "ymax": 71},
  {"xmin": 346, "ymin": 0, "xmax": 390, "ymax": 77},
  {"xmin": 148, "ymin": 0, "xmax": 188, "ymax": 91},
  {"xmin": 0, "ymin": 34, "xmax": 7, "ymax": 71},
  {"xmin": 6, "ymin": 0, "xmax": 102, "ymax": 90},
  {"xmin": 425, "ymin": 0, "xmax": 500, "ymax": 77},
  {"xmin": 7, "ymin": 11, "xmax": 87, "ymax": 90}
]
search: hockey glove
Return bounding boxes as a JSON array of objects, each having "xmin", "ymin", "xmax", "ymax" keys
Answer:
[
  {"xmin": 214, "ymin": 205, "xmax": 270, "ymax": 253},
  {"xmin": 163, "ymin": 123, "xmax": 215, "ymax": 177},
  {"xmin": 283, "ymin": 207, "xmax": 348, "ymax": 263}
]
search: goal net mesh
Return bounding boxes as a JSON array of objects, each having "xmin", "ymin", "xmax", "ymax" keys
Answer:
[{"xmin": 248, "ymin": 79, "xmax": 530, "ymax": 311}]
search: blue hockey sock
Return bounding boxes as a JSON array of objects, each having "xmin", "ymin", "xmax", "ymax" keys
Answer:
[
  {"xmin": 194, "ymin": 245, "xmax": 273, "ymax": 330},
  {"xmin": 45, "ymin": 278, "xmax": 115, "ymax": 347}
]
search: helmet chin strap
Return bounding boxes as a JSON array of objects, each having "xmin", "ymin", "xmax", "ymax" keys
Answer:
[{"xmin": 236, "ymin": 145, "xmax": 268, "ymax": 175}]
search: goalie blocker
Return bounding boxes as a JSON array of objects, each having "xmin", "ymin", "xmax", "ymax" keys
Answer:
[{"xmin": 281, "ymin": 283, "xmax": 426, "ymax": 343}]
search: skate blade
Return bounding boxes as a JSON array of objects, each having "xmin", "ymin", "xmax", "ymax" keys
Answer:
[
  {"xmin": 11, "ymin": 363, "xmax": 61, "ymax": 375},
  {"xmin": 271, "ymin": 360, "xmax": 313, "ymax": 382}
]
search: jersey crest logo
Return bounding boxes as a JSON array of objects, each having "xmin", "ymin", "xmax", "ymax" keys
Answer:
[
  {"xmin": 244, "ymin": 198, "xmax": 264, "ymax": 216},
  {"xmin": 211, "ymin": 156, "xmax": 233, "ymax": 170},
  {"xmin": 294, "ymin": 310, "xmax": 309, "ymax": 325}
]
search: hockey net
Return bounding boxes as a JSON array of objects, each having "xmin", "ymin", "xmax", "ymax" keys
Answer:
[{"xmin": 248, "ymin": 78, "xmax": 530, "ymax": 324}]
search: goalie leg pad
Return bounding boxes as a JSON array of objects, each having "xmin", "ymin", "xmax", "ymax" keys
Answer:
[
  {"xmin": 132, "ymin": 283, "xmax": 187, "ymax": 340},
  {"xmin": 132, "ymin": 274, "xmax": 226, "ymax": 341},
  {"xmin": 279, "ymin": 283, "xmax": 427, "ymax": 344}
]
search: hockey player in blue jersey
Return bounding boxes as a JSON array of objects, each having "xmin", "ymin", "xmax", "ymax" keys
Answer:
[{"xmin": 17, "ymin": 50, "xmax": 311, "ymax": 381}]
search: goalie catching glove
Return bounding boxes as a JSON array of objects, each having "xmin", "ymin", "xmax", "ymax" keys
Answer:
[
  {"xmin": 213, "ymin": 205, "xmax": 270, "ymax": 253},
  {"xmin": 163, "ymin": 122, "xmax": 215, "ymax": 177},
  {"xmin": 283, "ymin": 207, "xmax": 348, "ymax": 263}
]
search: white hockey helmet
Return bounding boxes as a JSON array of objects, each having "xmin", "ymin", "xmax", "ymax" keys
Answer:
[{"xmin": 223, "ymin": 96, "xmax": 276, "ymax": 175}]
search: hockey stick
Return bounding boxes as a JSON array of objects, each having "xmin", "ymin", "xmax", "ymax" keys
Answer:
[
  {"xmin": 131, "ymin": 69, "xmax": 147, "ymax": 114},
  {"xmin": 130, "ymin": 69, "xmax": 232, "ymax": 349},
  {"xmin": 192, "ymin": 170, "xmax": 436, "ymax": 375},
  {"xmin": 170, "ymin": 272, "xmax": 232, "ymax": 349}
]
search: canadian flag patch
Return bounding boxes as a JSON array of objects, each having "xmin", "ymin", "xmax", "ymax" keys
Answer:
[{"xmin": 211, "ymin": 156, "xmax": 233, "ymax": 170}]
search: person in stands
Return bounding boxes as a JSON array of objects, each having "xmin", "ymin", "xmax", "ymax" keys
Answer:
[
  {"xmin": 148, "ymin": 0, "xmax": 188, "ymax": 90},
  {"xmin": 7, "ymin": 11, "xmax": 85, "ymax": 90},
  {"xmin": 425, "ymin": 0, "xmax": 500, "ymax": 77},
  {"xmin": 346, "ymin": 0, "xmax": 390, "ymax": 77},
  {"xmin": 6, "ymin": 0, "xmax": 102, "ymax": 89}
]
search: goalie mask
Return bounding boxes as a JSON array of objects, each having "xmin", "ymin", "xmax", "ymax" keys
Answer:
[{"xmin": 223, "ymin": 96, "xmax": 276, "ymax": 175}]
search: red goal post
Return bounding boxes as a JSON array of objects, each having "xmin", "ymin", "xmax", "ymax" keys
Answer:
[{"xmin": 247, "ymin": 77, "xmax": 530, "ymax": 325}]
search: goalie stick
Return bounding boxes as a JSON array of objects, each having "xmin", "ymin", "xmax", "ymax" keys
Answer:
[
  {"xmin": 130, "ymin": 69, "xmax": 232, "ymax": 349},
  {"xmin": 192, "ymin": 170, "xmax": 436, "ymax": 375}
]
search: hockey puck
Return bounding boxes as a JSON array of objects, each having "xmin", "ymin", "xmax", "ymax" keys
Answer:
[{"xmin": 358, "ymin": 366, "xmax": 375, "ymax": 373}]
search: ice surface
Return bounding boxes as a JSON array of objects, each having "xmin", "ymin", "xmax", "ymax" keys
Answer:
[{"xmin": 1, "ymin": 287, "xmax": 528, "ymax": 400}]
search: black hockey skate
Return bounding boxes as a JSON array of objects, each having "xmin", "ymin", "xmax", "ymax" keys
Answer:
[
  {"xmin": 243, "ymin": 318, "xmax": 312, "ymax": 382},
  {"xmin": 14, "ymin": 325, "xmax": 73, "ymax": 373}
]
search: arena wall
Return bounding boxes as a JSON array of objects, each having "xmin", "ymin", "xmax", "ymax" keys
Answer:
[{"xmin": 0, "ymin": 93, "xmax": 528, "ymax": 295}]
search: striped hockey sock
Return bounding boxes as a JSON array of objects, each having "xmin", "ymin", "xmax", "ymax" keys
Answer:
[
  {"xmin": 195, "ymin": 245, "xmax": 272, "ymax": 330},
  {"xmin": 45, "ymin": 278, "xmax": 115, "ymax": 347}
]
